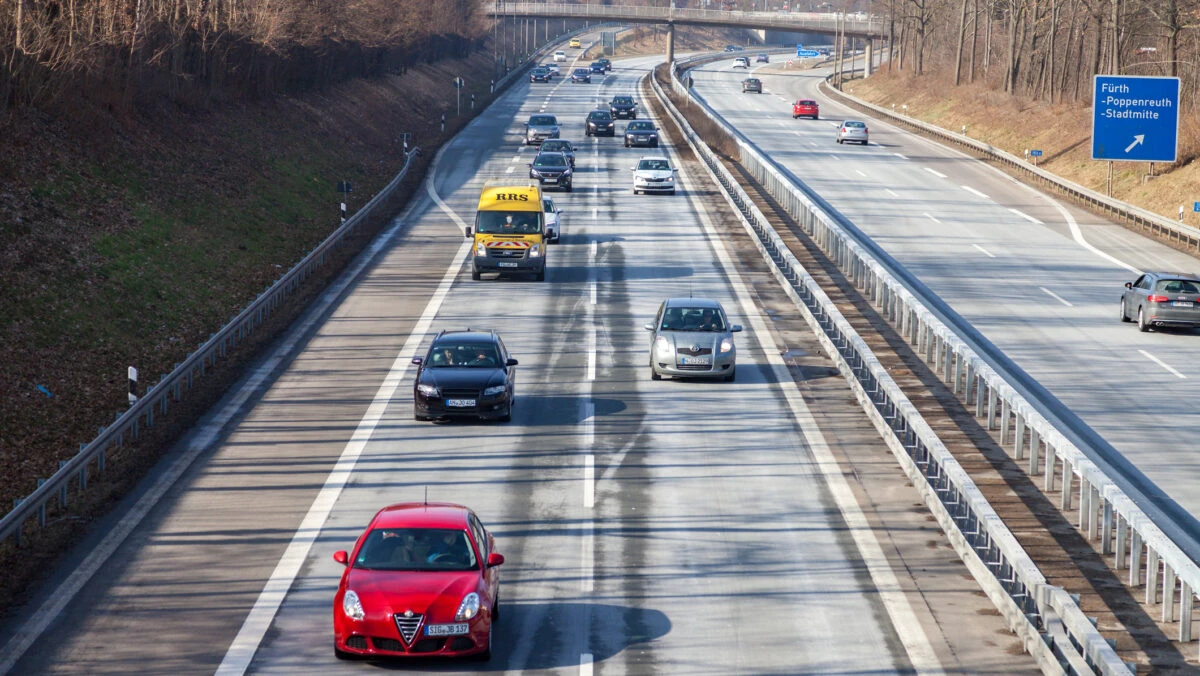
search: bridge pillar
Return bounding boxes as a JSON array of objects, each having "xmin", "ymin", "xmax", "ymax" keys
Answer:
[
  {"xmin": 865, "ymin": 39, "xmax": 874, "ymax": 77},
  {"xmin": 666, "ymin": 22, "xmax": 675, "ymax": 64}
]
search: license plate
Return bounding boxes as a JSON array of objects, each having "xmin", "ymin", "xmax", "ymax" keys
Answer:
[
  {"xmin": 425, "ymin": 623, "xmax": 469, "ymax": 637},
  {"xmin": 498, "ymin": 262, "xmax": 519, "ymax": 268},
  {"xmin": 1173, "ymin": 301, "xmax": 1194, "ymax": 307},
  {"xmin": 446, "ymin": 399, "xmax": 475, "ymax": 407},
  {"xmin": 680, "ymin": 357, "xmax": 710, "ymax": 365}
]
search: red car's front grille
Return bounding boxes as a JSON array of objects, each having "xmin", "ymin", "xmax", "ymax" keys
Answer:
[
  {"xmin": 346, "ymin": 636, "xmax": 368, "ymax": 650},
  {"xmin": 395, "ymin": 613, "xmax": 423, "ymax": 643},
  {"xmin": 411, "ymin": 638, "xmax": 444, "ymax": 653}
]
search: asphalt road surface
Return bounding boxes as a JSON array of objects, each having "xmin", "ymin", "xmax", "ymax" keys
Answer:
[
  {"xmin": 0, "ymin": 44, "xmax": 1037, "ymax": 675},
  {"xmin": 693, "ymin": 57, "xmax": 1200, "ymax": 532}
]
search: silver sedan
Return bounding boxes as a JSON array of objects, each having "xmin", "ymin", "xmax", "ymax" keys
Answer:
[{"xmin": 644, "ymin": 298, "xmax": 742, "ymax": 381}]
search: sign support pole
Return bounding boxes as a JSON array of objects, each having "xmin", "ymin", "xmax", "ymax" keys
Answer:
[{"xmin": 1107, "ymin": 162, "xmax": 1113, "ymax": 196}]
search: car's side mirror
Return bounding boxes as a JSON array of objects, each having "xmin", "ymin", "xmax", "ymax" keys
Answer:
[
  {"xmin": 1124, "ymin": 282, "xmax": 1133, "ymax": 289},
  {"xmin": 464, "ymin": 226, "xmax": 472, "ymax": 237},
  {"xmin": 557, "ymin": 209, "xmax": 564, "ymax": 214},
  {"xmin": 672, "ymin": 168, "xmax": 679, "ymax": 172},
  {"xmin": 527, "ymin": 163, "xmax": 532, "ymax": 167},
  {"xmin": 412, "ymin": 356, "xmax": 423, "ymax": 365},
  {"xmin": 487, "ymin": 552, "xmax": 505, "ymax": 568},
  {"xmin": 644, "ymin": 323, "xmax": 656, "ymax": 331},
  {"xmin": 506, "ymin": 358, "xmax": 519, "ymax": 366},
  {"xmin": 333, "ymin": 550, "xmax": 348, "ymax": 566},
  {"xmin": 731, "ymin": 324, "xmax": 743, "ymax": 333}
]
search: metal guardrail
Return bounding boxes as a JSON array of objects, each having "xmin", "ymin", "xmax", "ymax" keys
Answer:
[
  {"xmin": 495, "ymin": 2, "xmax": 884, "ymax": 37},
  {"xmin": 822, "ymin": 83, "xmax": 1200, "ymax": 250},
  {"xmin": 657, "ymin": 55, "xmax": 1132, "ymax": 674},
  {"xmin": 0, "ymin": 26, "xmax": 612, "ymax": 551}
]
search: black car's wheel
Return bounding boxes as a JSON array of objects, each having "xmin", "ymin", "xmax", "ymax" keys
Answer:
[
  {"xmin": 535, "ymin": 269, "xmax": 545, "ymax": 282},
  {"xmin": 813, "ymin": 114, "xmax": 819, "ymax": 120},
  {"xmin": 414, "ymin": 412, "xmax": 429, "ymax": 421},
  {"xmin": 498, "ymin": 408, "xmax": 511, "ymax": 423},
  {"xmin": 1138, "ymin": 306, "xmax": 1151, "ymax": 332},
  {"xmin": 668, "ymin": 189, "xmax": 675, "ymax": 195},
  {"xmin": 1120, "ymin": 298, "xmax": 1131, "ymax": 322},
  {"xmin": 624, "ymin": 140, "xmax": 629, "ymax": 147},
  {"xmin": 630, "ymin": 113, "xmax": 636, "ymax": 119},
  {"xmin": 472, "ymin": 269, "xmax": 481, "ymax": 281},
  {"xmin": 652, "ymin": 140, "xmax": 659, "ymax": 148},
  {"xmin": 725, "ymin": 370, "xmax": 736, "ymax": 382},
  {"xmin": 565, "ymin": 184, "xmax": 573, "ymax": 192}
]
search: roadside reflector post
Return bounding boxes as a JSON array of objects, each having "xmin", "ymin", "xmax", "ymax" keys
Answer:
[{"xmin": 127, "ymin": 366, "xmax": 138, "ymax": 406}]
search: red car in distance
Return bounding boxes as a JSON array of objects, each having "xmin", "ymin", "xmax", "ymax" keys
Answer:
[
  {"xmin": 332, "ymin": 502, "xmax": 505, "ymax": 661},
  {"xmin": 792, "ymin": 99, "xmax": 820, "ymax": 119}
]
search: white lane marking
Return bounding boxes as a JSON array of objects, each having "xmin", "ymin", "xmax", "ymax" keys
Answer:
[
  {"xmin": 1139, "ymin": 349, "xmax": 1187, "ymax": 379},
  {"xmin": 961, "ymin": 185, "xmax": 990, "ymax": 200},
  {"xmin": 885, "ymin": 188, "xmax": 901, "ymax": 198},
  {"xmin": 855, "ymin": 169, "xmax": 867, "ymax": 177},
  {"xmin": 924, "ymin": 212, "xmax": 942, "ymax": 224},
  {"xmin": 586, "ymin": 323, "xmax": 596, "ymax": 381},
  {"xmin": 592, "ymin": 207, "xmax": 598, "ymax": 220},
  {"xmin": 0, "ymin": 156, "xmax": 466, "ymax": 676},
  {"xmin": 214, "ymin": 176, "xmax": 472, "ymax": 676},
  {"xmin": 580, "ymin": 518, "xmax": 594, "ymax": 592},
  {"xmin": 1008, "ymin": 208, "xmax": 1042, "ymax": 225},
  {"xmin": 1039, "ymin": 286, "xmax": 1074, "ymax": 307},
  {"xmin": 505, "ymin": 166, "xmax": 515, "ymax": 173},
  {"xmin": 583, "ymin": 455, "xmax": 595, "ymax": 508},
  {"xmin": 581, "ymin": 652, "xmax": 594, "ymax": 676},
  {"xmin": 510, "ymin": 155, "xmax": 521, "ymax": 163},
  {"xmin": 1040, "ymin": 196, "xmax": 1141, "ymax": 274},
  {"xmin": 590, "ymin": 240, "xmax": 598, "ymax": 257},
  {"xmin": 590, "ymin": 282, "xmax": 597, "ymax": 305},
  {"xmin": 893, "ymin": 152, "xmax": 908, "ymax": 160},
  {"xmin": 923, "ymin": 167, "xmax": 947, "ymax": 179},
  {"xmin": 668, "ymin": 126, "xmax": 946, "ymax": 676},
  {"xmin": 776, "ymin": 121, "xmax": 785, "ymax": 127},
  {"xmin": 973, "ymin": 244, "xmax": 996, "ymax": 258}
]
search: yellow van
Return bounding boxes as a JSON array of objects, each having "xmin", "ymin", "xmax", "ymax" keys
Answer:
[
  {"xmin": 569, "ymin": 38, "xmax": 582, "ymax": 49},
  {"xmin": 466, "ymin": 181, "xmax": 547, "ymax": 281}
]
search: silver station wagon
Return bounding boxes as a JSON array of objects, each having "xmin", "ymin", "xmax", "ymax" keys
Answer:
[
  {"xmin": 645, "ymin": 298, "xmax": 742, "ymax": 381},
  {"xmin": 1121, "ymin": 271, "xmax": 1200, "ymax": 331}
]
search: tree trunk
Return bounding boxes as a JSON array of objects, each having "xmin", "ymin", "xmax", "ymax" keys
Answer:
[
  {"xmin": 968, "ymin": 0, "xmax": 979, "ymax": 82},
  {"xmin": 954, "ymin": 0, "xmax": 969, "ymax": 85}
]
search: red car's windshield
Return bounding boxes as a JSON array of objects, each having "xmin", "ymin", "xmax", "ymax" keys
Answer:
[{"xmin": 354, "ymin": 528, "xmax": 478, "ymax": 571}]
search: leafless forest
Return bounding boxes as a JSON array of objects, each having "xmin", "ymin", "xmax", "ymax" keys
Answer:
[{"xmin": 0, "ymin": 0, "xmax": 490, "ymax": 110}]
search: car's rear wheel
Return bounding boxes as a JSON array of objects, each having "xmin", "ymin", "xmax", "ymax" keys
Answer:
[
  {"xmin": 1138, "ymin": 307, "xmax": 1151, "ymax": 332},
  {"xmin": 813, "ymin": 114, "xmax": 819, "ymax": 120},
  {"xmin": 1120, "ymin": 298, "xmax": 1132, "ymax": 322}
]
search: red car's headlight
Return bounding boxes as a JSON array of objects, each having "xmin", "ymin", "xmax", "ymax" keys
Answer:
[
  {"xmin": 343, "ymin": 590, "xmax": 365, "ymax": 621},
  {"xmin": 455, "ymin": 592, "xmax": 481, "ymax": 621}
]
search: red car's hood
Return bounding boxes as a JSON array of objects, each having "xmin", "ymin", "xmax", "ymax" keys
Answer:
[{"xmin": 348, "ymin": 569, "xmax": 480, "ymax": 619}]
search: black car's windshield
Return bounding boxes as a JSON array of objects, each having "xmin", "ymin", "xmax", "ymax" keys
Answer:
[
  {"xmin": 354, "ymin": 528, "xmax": 478, "ymax": 571},
  {"xmin": 628, "ymin": 121, "xmax": 654, "ymax": 131},
  {"xmin": 574, "ymin": 68, "xmax": 589, "ymax": 75},
  {"xmin": 427, "ymin": 343, "xmax": 502, "ymax": 367},
  {"xmin": 475, "ymin": 210, "xmax": 542, "ymax": 235},
  {"xmin": 528, "ymin": 115, "xmax": 556, "ymax": 126},
  {"xmin": 660, "ymin": 306, "xmax": 727, "ymax": 332},
  {"xmin": 637, "ymin": 159, "xmax": 670, "ymax": 171},
  {"xmin": 533, "ymin": 154, "xmax": 567, "ymax": 168},
  {"xmin": 542, "ymin": 140, "xmax": 571, "ymax": 152},
  {"xmin": 612, "ymin": 96, "xmax": 633, "ymax": 105},
  {"xmin": 588, "ymin": 111, "xmax": 612, "ymax": 121}
]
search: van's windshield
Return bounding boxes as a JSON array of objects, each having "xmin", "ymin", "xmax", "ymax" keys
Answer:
[{"xmin": 476, "ymin": 211, "xmax": 542, "ymax": 235}]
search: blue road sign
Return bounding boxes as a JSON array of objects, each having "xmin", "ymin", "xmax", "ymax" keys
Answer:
[
  {"xmin": 1092, "ymin": 75, "xmax": 1180, "ymax": 162},
  {"xmin": 796, "ymin": 49, "xmax": 821, "ymax": 58},
  {"xmin": 1030, "ymin": 149, "xmax": 1043, "ymax": 157},
  {"xmin": 1194, "ymin": 202, "xmax": 1200, "ymax": 213}
]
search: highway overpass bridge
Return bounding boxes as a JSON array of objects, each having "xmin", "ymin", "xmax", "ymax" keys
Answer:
[{"xmin": 489, "ymin": 2, "xmax": 886, "ymax": 65}]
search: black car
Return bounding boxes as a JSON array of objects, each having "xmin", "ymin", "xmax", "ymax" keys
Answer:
[
  {"xmin": 596, "ymin": 57, "xmax": 612, "ymax": 72},
  {"xmin": 742, "ymin": 77, "xmax": 762, "ymax": 93},
  {"xmin": 609, "ymin": 95, "xmax": 638, "ymax": 119},
  {"xmin": 589, "ymin": 61, "xmax": 606, "ymax": 74},
  {"xmin": 529, "ymin": 151, "xmax": 573, "ymax": 191},
  {"xmin": 571, "ymin": 68, "xmax": 591, "ymax": 83},
  {"xmin": 413, "ymin": 330, "xmax": 518, "ymax": 422},
  {"xmin": 539, "ymin": 139, "xmax": 577, "ymax": 167},
  {"xmin": 585, "ymin": 110, "xmax": 615, "ymax": 137},
  {"xmin": 529, "ymin": 67, "xmax": 551, "ymax": 83},
  {"xmin": 724, "ymin": 44, "xmax": 744, "ymax": 52},
  {"xmin": 623, "ymin": 120, "xmax": 659, "ymax": 148},
  {"xmin": 756, "ymin": 53, "xmax": 770, "ymax": 63}
]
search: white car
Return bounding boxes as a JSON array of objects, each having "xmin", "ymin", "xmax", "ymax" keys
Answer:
[
  {"xmin": 733, "ymin": 56, "xmax": 750, "ymax": 68},
  {"xmin": 544, "ymin": 62, "xmax": 561, "ymax": 77},
  {"xmin": 631, "ymin": 156, "xmax": 678, "ymax": 195},
  {"xmin": 554, "ymin": 51, "xmax": 567, "ymax": 62},
  {"xmin": 543, "ymin": 198, "xmax": 564, "ymax": 242}
]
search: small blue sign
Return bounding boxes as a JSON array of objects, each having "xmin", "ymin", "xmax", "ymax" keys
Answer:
[
  {"xmin": 1092, "ymin": 75, "xmax": 1180, "ymax": 162},
  {"xmin": 1030, "ymin": 149, "xmax": 1043, "ymax": 157},
  {"xmin": 1194, "ymin": 202, "xmax": 1200, "ymax": 213}
]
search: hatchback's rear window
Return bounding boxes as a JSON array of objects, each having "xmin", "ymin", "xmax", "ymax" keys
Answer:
[{"xmin": 1156, "ymin": 279, "xmax": 1200, "ymax": 294}]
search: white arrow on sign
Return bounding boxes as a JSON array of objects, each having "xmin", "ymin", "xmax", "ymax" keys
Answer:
[{"xmin": 1125, "ymin": 135, "xmax": 1145, "ymax": 153}]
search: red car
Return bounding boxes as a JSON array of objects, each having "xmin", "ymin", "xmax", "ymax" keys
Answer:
[
  {"xmin": 332, "ymin": 502, "xmax": 505, "ymax": 661},
  {"xmin": 792, "ymin": 99, "xmax": 819, "ymax": 119}
]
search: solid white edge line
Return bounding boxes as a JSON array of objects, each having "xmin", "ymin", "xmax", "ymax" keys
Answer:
[
  {"xmin": 580, "ymin": 518, "xmax": 594, "ymax": 593},
  {"xmin": 923, "ymin": 212, "xmax": 942, "ymax": 224},
  {"xmin": 961, "ymin": 185, "xmax": 990, "ymax": 200},
  {"xmin": 581, "ymin": 652, "xmax": 595, "ymax": 676},
  {"xmin": 1039, "ymin": 286, "xmax": 1074, "ymax": 307},
  {"xmin": 0, "ymin": 159, "xmax": 460, "ymax": 676},
  {"xmin": 586, "ymin": 324, "xmax": 597, "ymax": 381},
  {"xmin": 584, "ymin": 455, "xmax": 595, "ymax": 508},
  {"xmin": 923, "ymin": 167, "xmax": 947, "ymax": 179},
  {"xmin": 885, "ymin": 188, "xmax": 900, "ymax": 198},
  {"xmin": 1008, "ymin": 208, "xmax": 1043, "ymax": 225},
  {"xmin": 973, "ymin": 244, "xmax": 997, "ymax": 258},
  {"xmin": 893, "ymin": 152, "xmax": 908, "ymax": 160},
  {"xmin": 1138, "ymin": 349, "xmax": 1187, "ymax": 379},
  {"xmin": 1040, "ymin": 198, "xmax": 1141, "ymax": 273},
  {"xmin": 661, "ymin": 105, "xmax": 945, "ymax": 675},
  {"xmin": 213, "ymin": 171, "xmax": 472, "ymax": 676},
  {"xmin": 855, "ymin": 169, "xmax": 867, "ymax": 177}
]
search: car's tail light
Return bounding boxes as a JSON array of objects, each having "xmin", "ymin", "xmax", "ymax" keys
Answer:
[{"xmin": 1148, "ymin": 295, "xmax": 1170, "ymax": 303}]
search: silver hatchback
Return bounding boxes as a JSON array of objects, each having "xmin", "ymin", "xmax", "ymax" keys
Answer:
[
  {"xmin": 644, "ymin": 298, "xmax": 743, "ymax": 381},
  {"xmin": 836, "ymin": 119, "xmax": 869, "ymax": 145},
  {"xmin": 1120, "ymin": 271, "xmax": 1200, "ymax": 331}
]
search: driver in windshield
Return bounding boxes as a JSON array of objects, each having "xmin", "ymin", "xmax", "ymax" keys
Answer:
[
  {"xmin": 468, "ymin": 348, "xmax": 496, "ymax": 367},
  {"xmin": 699, "ymin": 309, "xmax": 719, "ymax": 331},
  {"xmin": 426, "ymin": 531, "xmax": 470, "ymax": 566}
]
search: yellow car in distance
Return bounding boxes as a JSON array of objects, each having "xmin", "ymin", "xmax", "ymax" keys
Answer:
[{"xmin": 569, "ymin": 38, "xmax": 582, "ymax": 48}]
